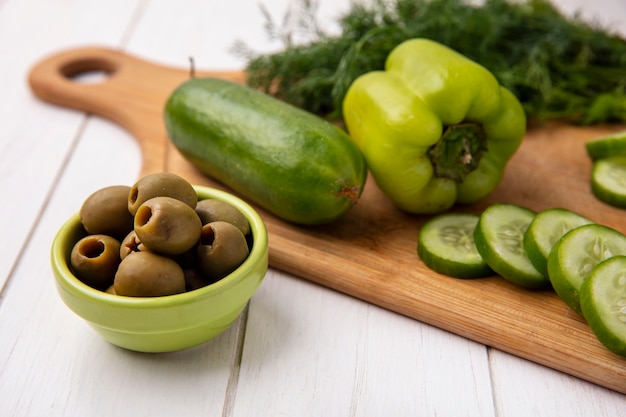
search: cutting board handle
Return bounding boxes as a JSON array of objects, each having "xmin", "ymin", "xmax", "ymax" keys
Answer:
[
  {"xmin": 27, "ymin": 47, "xmax": 224, "ymax": 129},
  {"xmin": 29, "ymin": 47, "xmax": 155, "ymax": 120}
]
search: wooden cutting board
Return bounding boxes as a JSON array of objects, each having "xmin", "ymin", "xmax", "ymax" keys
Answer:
[{"xmin": 29, "ymin": 47, "xmax": 626, "ymax": 393}]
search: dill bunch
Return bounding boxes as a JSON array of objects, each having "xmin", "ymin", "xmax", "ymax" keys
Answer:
[{"xmin": 236, "ymin": 0, "xmax": 626, "ymax": 124}]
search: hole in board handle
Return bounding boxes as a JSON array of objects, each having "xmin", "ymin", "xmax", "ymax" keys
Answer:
[{"xmin": 59, "ymin": 57, "xmax": 118, "ymax": 84}]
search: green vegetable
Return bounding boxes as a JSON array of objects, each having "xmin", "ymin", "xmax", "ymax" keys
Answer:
[
  {"xmin": 164, "ymin": 77, "xmax": 367, "ymax": 225},
  {"xmin": 580, "ymin": 255, "xmax": 626, "ymax": 358},
  {"xmin": 586, "ymin": 130, "xmax": 626, "ymax": 160},
  {"xmin": 416, "ymin": 199, "xmax": 626, "ymax": 356},
  {"xmin": 343, "ymin": 38, "xmax": 525, "ymax": 214},
  {"xmin": 585, "ymin": 132, "xmax": 626, "ymax": 209},
  {"xmin": 238, "ymin": 0, "xmax": 626, "ymax": 124},
  {"xmin": 523, "ymin": 208, "xmax": 594, "ymax": 279},
  {"xmin": 473, "ymin": 203, "xmax": 548, "ymax": 289},
  {"xmin": 417, "ymin": 213, "xmax": 493, "ymax": 279},
  {"xmin": 547, "ymin": 224, "xmax": 626, "ymax": 314},
  {"xmin": 591, "ymin": 156, "xmax": 626, "ymax": 208}
]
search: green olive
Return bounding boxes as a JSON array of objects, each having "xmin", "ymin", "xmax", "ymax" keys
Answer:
[
  {"xmin": 70, "ymin": 234, "xmax": 121, "ymax": 290},
  {"xmin": 195, "ymin": 199, "xmax": 250, "ymax": 236},
  {"xmin": 120, "ymin": 230, "xmax": 145, "ymax": 260},
  {"xmin": 172, "ymin": 249, "xmax": 198, "ymax": 270},
  {"xmin": 134, "ymin": 196, "xmax": 202, "ymax": 255},
  {"xmin": 196, "ymin": 221, "xmax": 249, "ymax": 281},
  {"xmin": 80, "ymin": 185, "xmax": 134, "ymax": 239},
  {"xmin": 128, "ymin": 172, "xmax": 197, "ymax": 215},
  {"xmin": 184, "ymin": 268, "xmax": 212, "ymax": 291},
  {"xmin": 113, "ymin": 251, "xmax": 185, "ymax": 297}
]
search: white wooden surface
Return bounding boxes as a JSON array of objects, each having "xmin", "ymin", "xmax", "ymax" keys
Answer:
[{"xmin": 1, "ymin": 0, "xmax": 625, "ymax": 416}]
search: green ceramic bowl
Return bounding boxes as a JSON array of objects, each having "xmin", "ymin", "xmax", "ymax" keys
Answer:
[{"xmin": 50, "ymin": 185, "xmax": 268, "ymax": 353}]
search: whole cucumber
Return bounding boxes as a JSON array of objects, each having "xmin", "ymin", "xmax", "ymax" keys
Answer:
[{"xmin": 164, "ymin": 78, "xmax": 367, "ymax": 225}]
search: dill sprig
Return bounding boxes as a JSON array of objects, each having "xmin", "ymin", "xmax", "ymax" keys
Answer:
[{"xmin": 235, "ymin": 0, "xmax": 626, "ymax": 124}]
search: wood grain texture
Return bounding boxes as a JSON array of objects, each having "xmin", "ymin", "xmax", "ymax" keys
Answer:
[
  {"xmin": 237, "ymin": 271, "xmax": 496, "ymax": 416},
  {"xmin": 28, "ymin": 46, "xmax": 626, "ymax": 393}
]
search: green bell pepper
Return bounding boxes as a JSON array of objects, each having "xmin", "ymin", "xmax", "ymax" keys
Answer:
[{"xmin": 343, "ymin": 38, "xmax": 526, "ymax": 214}]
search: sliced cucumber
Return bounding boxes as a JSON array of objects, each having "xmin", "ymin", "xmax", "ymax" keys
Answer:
[
  {"xmin": 418, "ymin": 213, "xmax": 493, "ymax": 279},
  {"xmin": 580, "ymin": 255, "xmax": 626, "ymax": 357},
  {"xmin": 585, "ymin": 130, "xmax": 626, "ymax": 160},
  {"xmin": 523, "ymin": 208, "xmax": 594, "ymax": 279},
  {"xmin": 547, "ymin": 224, "xmax": 626, "ymax": 315},
  {"xmin": 591, "ymin": 156, "xmax": 626, "ymax": 209},
  {"xmin": 473, "ymin": 203, "xmax": 548, "ymax": 289}
]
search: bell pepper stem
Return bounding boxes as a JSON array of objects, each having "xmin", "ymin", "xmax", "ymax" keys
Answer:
[{"xmin": 427, "ymin": 122, "xmax": 488, "ymax": 183}]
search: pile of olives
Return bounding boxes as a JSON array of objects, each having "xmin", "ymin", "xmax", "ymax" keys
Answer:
[{"xmin": 70, "ymin": 173, "xmax": 251, "ymax": 297}]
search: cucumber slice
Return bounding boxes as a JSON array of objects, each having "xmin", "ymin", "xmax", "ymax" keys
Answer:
[
  {"xmin": 473, "ymin": 203, "xmax": 548, "ymax": 289},
  {"xmin": 523, "ymin": 208, "xmax": 594, "ymax": 279},
  {"xmin": 418, "ymin": 213, "xmax": 493, "ymax": 279},
  {"xmin": 585, "ymin": 130, "xmax": 626, "ymax": 160},
  {"xmin": 580, "ymin": 255, "xmax": 626, "ymax": 357},
  {"xmin": 591, "ymin": 156, "xmax": 626, "ymax": 208},
  {"xmin": 547, "ymin": 224, "xmax": 626, "ymax": 315}
]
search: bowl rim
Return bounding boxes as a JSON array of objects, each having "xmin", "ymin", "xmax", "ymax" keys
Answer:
[{"xmin": 51, "ymin": 184, "xmax": 268, "ymax": 309}]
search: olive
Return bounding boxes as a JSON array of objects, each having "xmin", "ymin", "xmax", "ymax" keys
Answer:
[
  {"xmin": 171, "ymin": 248, "xmax": 198, "ymax": 270},
  {"xmin": 70, "ymin": 234, "xmax": 121, "ymax": 290},
  {"xmin": 196, "ymin": 221, "xmax": 249, "ymax": 281},
  {"xmin": 80, "ymin": 185, "xmax": 134, "ymax": 239},
  {"xmin": 134, "ymin": 196, "xmax": 202, "ymax": 255},
  {"xmin": 184, "ymin": 268, "xmax": 212, "ymax": 291},
  {"xmin": 113, "ymin": 251, "xmax": 185, "ymax": 297},
  {"xmin": 120, "ymin": 230, "xmax": 145, "ymax": 260},
  {"xmin": 195, "ymin": 199, "xmax": 250, "ymax": 236},
  {"xmin": 128, "ymin": 172, "xmax": 197, "ymax": 215}
]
